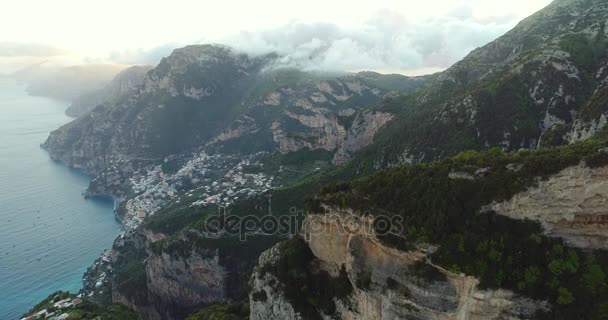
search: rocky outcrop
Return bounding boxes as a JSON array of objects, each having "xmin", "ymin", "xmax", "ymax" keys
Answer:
[
  {"xmin": 105, "ymin": 229, "xmax": 230, "ymax": 320},
  {"xmin": 333, "ymin": 111, "xmax": 394, "ymax": 164},
  {"xmin": 145, "ymin": 249, "xmax": 228, "ymax": 317},
  {"xmin": 483, "ymin": 164, "xmax": 608, "ymax": 249},
  {"xmin": 67, "ymin": 65, "xmax": 153, "ymax": 117},
  {"xmin": 249, "ymin": 245, "xmax": 302, "ymax": 320},
  {"xmin": 250, "ymin": 211, "xmax": 548, "ymax": 320},
  {"xmin": 112, "ymin": 289, "xmax": 161, "ymax": 320},
  {"xmin": 566, "ymin": 115, "xmax": 608, "ymax": 144},
  {"xmin": 105, "ymin": 225, "xmax": 277, "ymax": 320}
]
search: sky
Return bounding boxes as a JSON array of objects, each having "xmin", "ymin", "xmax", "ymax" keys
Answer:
[{"xmin": 0, "ymin": 0, "xmax": 553, "ymax": 75}]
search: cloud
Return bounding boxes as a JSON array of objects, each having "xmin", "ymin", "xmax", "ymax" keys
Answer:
[
  {"xmin": 218, "ymin": 9, "xmax": 516, "ymax": 74},
  {"xmin": 101, "ymin": 44, "xmax": 178, "ymax": 65},
  {"xmin": 86, "ymin": 8, "xmax": 522, "ymax": 75},
  {"xmin": 0, "ymin": 42, "xmax": 67, "ymax": 57}
]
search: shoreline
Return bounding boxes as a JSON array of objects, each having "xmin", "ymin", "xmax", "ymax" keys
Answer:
[{"xmin": 0, "ymin": 79, "xmax": 122, "ymax": 320}]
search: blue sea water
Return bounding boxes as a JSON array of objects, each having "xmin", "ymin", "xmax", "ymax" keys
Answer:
[{"xmin": 0, "ymin": 79, "xmax": 120, "ymax": 319}]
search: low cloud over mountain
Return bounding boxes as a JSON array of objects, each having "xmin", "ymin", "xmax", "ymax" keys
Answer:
[{"xmin": 219, "ymin": 9, "xmax": 516, "ymax": 74}]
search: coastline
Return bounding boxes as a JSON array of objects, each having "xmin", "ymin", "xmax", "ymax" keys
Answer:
[{"xmin": 0, "ymin": 79, "xmax": 121, "ymax": 319}]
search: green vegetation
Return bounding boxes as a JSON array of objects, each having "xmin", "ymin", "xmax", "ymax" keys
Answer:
[
  {"xmin": 560, "ymin": 33, "xmax": 607, "ymax": 75},
  {"xmin": 277, "ymin": 149, "xmax": 334, "ymax": 166},
  {"xmin": 539, "ymin": 124, "xmax": 569, "ymax": 148},
  {"xmin": 311, "ymin": 134, "xmax": 608, "ymax": 319},
  {"xmin": 357, "ymin": 71, "xmax": 427, "ymax": 93},
  {"xmin": 260, "ymin": 237, "xmax": 353, "ymax": 319},
  {"xmin": 24, "ymin": 291, "xmax": 137, "ymax": 320},
  {"xmin": 114, "ymin": 259, "xmax": 148, "ymax": 301},
  {"xmin": 186, "ymin": 302, "xmax": 249, "ymax": 320},
  {"xmin": 579, "ymin": 86, "xmax": 608, "ymax": 121},
  {"xmin": 110, "ymin": 232, "xmax": 150, "ymax": 304},
  {"xmin": 476, "ymin": 75, "xmax": 538, "ymax": 141}
]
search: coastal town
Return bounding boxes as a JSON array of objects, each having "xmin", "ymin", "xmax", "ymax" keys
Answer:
[
  {"xmin": 119, "ymin": 151, "xmax": 277, "ymax": 230},
  {"xmin": 76, "ymin": 150, "xmax": 284, "ymax": 302}
]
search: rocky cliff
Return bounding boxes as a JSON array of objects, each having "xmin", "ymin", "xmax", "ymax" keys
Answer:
[
  {"xmin": 483, "ymin": 163, "xmax": 608, "ymax": 249},
  {"xmin": 250, "ymin": 212, "xmax": 548, "ymax": 320},
  {"xmin": 94, "ymin": 225, "xmax": 278, "ymax": 320}
]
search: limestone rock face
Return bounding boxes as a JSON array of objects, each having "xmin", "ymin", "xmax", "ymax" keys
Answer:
[
  {"xmin": 249, "ymin": 245, "xmax": 302, "ymax": 320},
  {"xmin": 333, "ymin": 111, "xmax": 394, "ymax": 164},
  {"xmin": 107, "ymin": 226, "xmax": 275, "ymax": 320},
  {"xmin": 250, "ymin": 211, "xmax": 547, "ymax": 320},
  {"xmin": 483, "ymin": 164, "xmax": 608, "ymax": 249},
  {"xmin": 112, "ymin": 289, "xmax": 162, "ymax": 320},
  {"xmin": 146, "ymin": 250, "xmax": 227, "ymax": 310}
]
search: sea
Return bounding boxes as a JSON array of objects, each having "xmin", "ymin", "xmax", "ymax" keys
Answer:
[{"xmin": 0, "ymin": 78, "xmax": 120, "ymax": 319}]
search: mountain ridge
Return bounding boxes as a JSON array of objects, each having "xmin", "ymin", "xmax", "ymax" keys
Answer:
[{"xmin": 42, "ymin": 45, "xmax": 425, "ymax": 175}]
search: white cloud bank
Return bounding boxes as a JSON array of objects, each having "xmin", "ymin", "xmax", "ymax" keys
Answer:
[{"xmin": 217, "ymin": 10, "xmax": 519, "ymax": 74}]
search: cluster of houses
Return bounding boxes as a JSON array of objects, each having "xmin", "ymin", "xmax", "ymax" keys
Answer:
[
  {"xmin": 121, "ymin": 151, "xmax": 276, "ymax": 229},
  {"xmin": 188, "ymin": 159, "xmax": 274, "ymax": 208},
  {"xmin": 21, "ymin": 297, "xmax": 82, "ymax": 320}
]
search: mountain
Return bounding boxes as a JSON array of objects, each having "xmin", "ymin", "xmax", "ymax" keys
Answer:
[
  {"xmin": 66, "ymin": 65, "xmax": 153, "ymax": 117},
  {"xmin": 43, "ymin": 44, "xmax": 425, "ymax": 175},
  {"xmin": 353, "ymin": 0, "xmax": 608, "ymax": 168},
  {"xmin": 11, "ymin": 63, "xmax": 127, "ymax": 102}
]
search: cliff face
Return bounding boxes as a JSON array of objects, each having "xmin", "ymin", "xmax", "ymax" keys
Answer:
[
  {"xmin": 145, "ymin": 250, "xmax": 227, "ymax": 310},
  {"xmin": 483, "ymin": 163, "xmax": 608, "ymax": 249},
  {"xmin": 333, "ymin": 111, "xmax": 394, "ymax": 164},
  {"xmin": 103, "ymin": 230, "xmax": 230, "ymax": 320},
  {"xmin": 102, "ymin": 226, "xmax": 277, "ymax": 320},
  {"xmin": 250, "ymin": 212, "xmax": 548, "ymax": 320},
  {"xmin": 249, "ymin": 245, "xmax": 302, "ymax": 320}
]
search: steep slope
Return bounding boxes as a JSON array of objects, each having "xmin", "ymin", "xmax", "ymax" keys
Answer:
[
  {"xmin": 355, "ymin": 0, "xmax": 608, "ymax": 168},
  {"xmin": 66, "ymin": 65, "xmax": 153, "ymax": 117},
  {"xmin": 43, "ymin": 45, "xmax": 424, "ymax": 175},
  {"xmin": 252, "ymin": 133, "xmax": 608, "ymax": 320}
]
